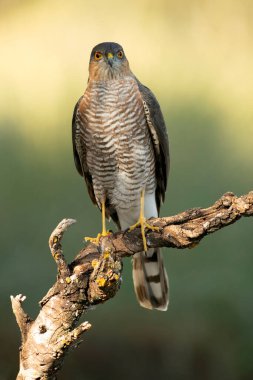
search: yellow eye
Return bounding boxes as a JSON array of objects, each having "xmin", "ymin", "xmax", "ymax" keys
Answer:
[
  {"xmin": 94, "ymin": 52, "xmax": 103, "ymax": 61},
  {"xmin": 117, "ymin": 50, "xmax": 124, "ymax": 59}
]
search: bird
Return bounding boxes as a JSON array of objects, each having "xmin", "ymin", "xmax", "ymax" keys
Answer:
[{"xmin": 72, "ymin": 42, "xmax": 170, "ymax": 311}]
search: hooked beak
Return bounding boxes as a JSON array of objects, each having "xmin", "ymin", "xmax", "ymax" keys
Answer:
[{"xmin": 107, "ymin": 52, "xmax": 114, "ymax": 67}]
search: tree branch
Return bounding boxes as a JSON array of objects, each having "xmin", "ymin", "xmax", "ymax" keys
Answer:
[
  {"xmin": 11, "ymin": 294, "xmax": 32, "ymax": 343},
  {"xmin": 12, "ymin": 191, "xmax": 253, "ymax": 379}
]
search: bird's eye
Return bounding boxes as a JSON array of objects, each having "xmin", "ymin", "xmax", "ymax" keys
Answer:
[
  {"xmin": 94, "ymin": 52, "xmax": 103, "ymax": 61},
  {"xmin": 117, "ymin": 50, "xmax": 124, "ymax": 59}
]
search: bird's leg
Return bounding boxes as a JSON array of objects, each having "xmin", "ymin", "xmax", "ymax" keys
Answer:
[
  {"xmin": 128, "ymin": 189, "xmax": 159, "ymax": 252},
  {"xmin": 85, "ymin": 200, "xmax": 111, "ymax": 245}
]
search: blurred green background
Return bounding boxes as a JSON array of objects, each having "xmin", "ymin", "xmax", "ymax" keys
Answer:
[{"xmin": 0, "ymin": 0, "xmax": 252, "ymax": 379}]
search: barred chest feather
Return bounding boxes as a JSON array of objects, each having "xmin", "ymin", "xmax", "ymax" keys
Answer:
[{"xmin": 76, "ymin": 76, "xmax": 156, "ymax": 209}]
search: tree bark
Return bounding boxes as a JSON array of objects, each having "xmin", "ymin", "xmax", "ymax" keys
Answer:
[{"xmin": 11, "ymin": 191, "xmax": 253, "ymax": 379}]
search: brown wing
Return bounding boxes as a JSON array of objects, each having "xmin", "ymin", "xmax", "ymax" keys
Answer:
[
  {"xmin": 72, "ymin": 96, "xmax": 97, "ymax": 205},
  {"xmin": 72, "ymin": 97, "xmax": 121, "ymax": 228},
  {"xmin": 136, "ymin": 80, "xmax": 170, "ymax": 213}
]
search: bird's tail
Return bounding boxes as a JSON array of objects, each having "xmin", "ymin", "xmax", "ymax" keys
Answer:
[{"xmin": 132, "ymin": 248, "xmax": 169, "ymax": 311}]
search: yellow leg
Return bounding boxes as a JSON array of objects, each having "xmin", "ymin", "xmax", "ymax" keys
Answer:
[
  {"xmin": 85, "ymin": 200, "xmax": 111, "ymax": 244},
  {"xmin": 129, "ymin": 189, "xmax": 159, "ymax": 252}
]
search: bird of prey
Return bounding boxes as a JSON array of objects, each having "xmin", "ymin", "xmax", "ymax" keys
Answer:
[{"xmin": 72, "ymin": 42, "xmax": 170, "ymax": 311}]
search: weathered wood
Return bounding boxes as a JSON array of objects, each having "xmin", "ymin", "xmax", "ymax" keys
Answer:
[{"xmin": 11, "ymin": 191, "xmax": 253, "ymax": 379}]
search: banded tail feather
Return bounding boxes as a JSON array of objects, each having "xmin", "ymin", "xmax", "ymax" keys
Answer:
[{"xmin": 132, "ymin": 248, "xmax": 169, "ymax": 311}]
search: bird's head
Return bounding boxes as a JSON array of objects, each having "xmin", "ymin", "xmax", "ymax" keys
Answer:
[{"xmin": 88, "ymin": 42, "xmax": 131, "ymax": 81}]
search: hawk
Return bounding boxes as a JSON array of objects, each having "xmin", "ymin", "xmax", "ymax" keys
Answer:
[{"xmin": 72, "ymin": 42, "xmax": 170, "ymax": 311}]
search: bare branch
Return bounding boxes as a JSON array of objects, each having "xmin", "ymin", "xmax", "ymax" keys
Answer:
[
  {"xmin": 53, "ymin": 321, "xmax": 92, "ymax": 358},
  {"xmin": 49, "ymin": 218, "xmax": 76, "ymax": 278},
  {"xmin": 10, "ymin": 294, "xmax": 32, "ymax": 343},
  {"xmin": 12, "ymin": 191, "xmax": 253, "ymax": 379},
  {"xmin": 71, "ymin": 191, "xmax": 253, "ymax": 266}
]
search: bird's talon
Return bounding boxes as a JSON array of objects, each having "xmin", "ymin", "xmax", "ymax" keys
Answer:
[
  {"xmin": 84, "ymin": 230, "xmax": 111, "ymax": 245},
  {"xmin": 128, "ymin": 222, "xmax": 141, "ymax": 232},
  {"xmin": 103, "ymin": 230, "xmax": 111, "ymax": 236},
  {"xmin": 84, "ymin": 233, "xmax": 102, "ymax": 245},
  {"xmin": 129, "ymin": 218, "xmax": 158, "ymax": 252},
  {"xmin": 144, "ymin": 222, "xmax": 159, "ymax": 232},
  {"xmin": 129, "ymin": 220, "xmax": 159, "ymax": 233}
]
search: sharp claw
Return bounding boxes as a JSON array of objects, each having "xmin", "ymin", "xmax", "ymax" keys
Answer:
[
  {"xmin": 144, "ymin": 222, "xmax": 159, "ymax": 232},
  {"xmin": 84, "ymin": 231, "xmax": 111, "ymax": 245},
  {"xmin": 129, "ymin": 218, "xmax": 159, "ymax": 252},
  {"xmin": 128, "ymin": 222, "xmax": 140, "ymax": 232}
]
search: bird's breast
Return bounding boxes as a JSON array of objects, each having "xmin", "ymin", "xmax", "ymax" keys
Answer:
[{"xmin": 78, "ymin": 77, "xmax": 156, "ymax": 207}]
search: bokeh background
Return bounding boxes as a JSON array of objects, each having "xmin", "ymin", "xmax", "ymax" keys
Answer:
[{"xmin": 1, "ymin": 0, "xmax": 253, "ymax": 379}]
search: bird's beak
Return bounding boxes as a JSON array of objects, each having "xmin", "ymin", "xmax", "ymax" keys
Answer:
[{"xmin": 107, "ymin": 52, "xmax": 114, "ymax": 67}]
